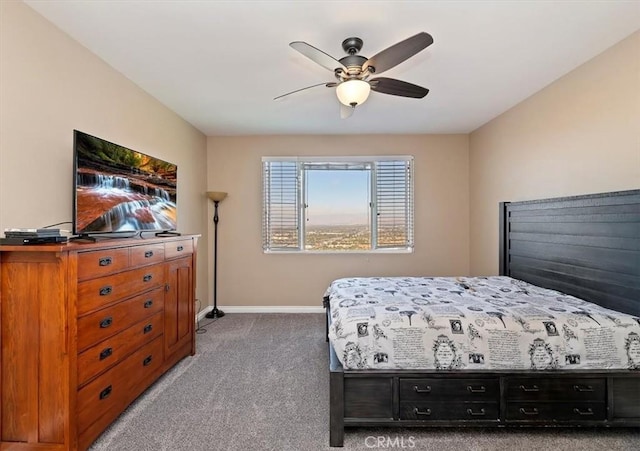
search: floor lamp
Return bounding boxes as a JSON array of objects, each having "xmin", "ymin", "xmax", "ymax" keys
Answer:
[{"xmin": 206, "ymin": 191, "xmax": 227, "ymax": 319}]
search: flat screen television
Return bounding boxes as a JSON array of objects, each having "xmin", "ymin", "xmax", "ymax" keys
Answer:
[{"xmin": 73, "ymin": 130, "xmax": 177, "ymax": 236}]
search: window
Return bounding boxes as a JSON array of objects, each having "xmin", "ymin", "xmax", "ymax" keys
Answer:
[{"xmin": 262, "ymin": 156, "xmax": 414, "ymax": 252}]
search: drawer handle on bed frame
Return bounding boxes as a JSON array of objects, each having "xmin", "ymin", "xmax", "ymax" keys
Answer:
[
  {"xmin": 519, "ymin": 407, "xmax": 539, "ymax": 416},
  {"xmin": 144, "ymin": 250, "xmax": 154, "ymax": 258},
  {"xmin": 573, "ymin": 385, "xmax": 594, "ymax": 392},
  {"xmin": 519, "ymin": 384, "xmax": 539, "ymax": 392},
  {"xmin": 99, "ymin": 257, "xmax": 112, "ymax": 266},
  {"xmin": 413, "ymin": 385, "xmax": 432, "ymax": 394},
  {"xmin": 573, "ymin": 407, "xmax": 594, "ymax": 416},
  {"xmin": 466, "ymin": 408, "xmax": 486, "ymax": 416},
  {"xmin": 467, "ymin": 385, "xmax": 486, "ymax": 393},
  {"xmin": 413, "ymin": 408, "xmax": 431, "ymax": 416}
]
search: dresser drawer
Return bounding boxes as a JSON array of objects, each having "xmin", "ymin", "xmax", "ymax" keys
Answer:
[
  {"xmin": 400, "ymin": 378, "xmax": 499, "ymax": 401},
  {"xmin": 505, "ymin": 378, "xmax": 605, "ymax": 402},
  {"xmin": 400, "ymin": 401, "xmax": 499, "ymax": 421},
  {"xmin": 77, "ymin": 311, "xmax": 164, "ymax": 386},
  {"xmin": 77, "ymin": 335, "xmax": 164, "ymax": 433},
  {"xmin": 130, "ymin": 243, "xmax": 165, "ymax": 267},
  {"xmin": 77, "ymin": 248, "xmax": 129, "ymax": 281},
  {"xmin": 77, "ymin": 287, "xmax": 164, "ymax": 351},
  {"xmin": 165, "ymin": 239, "xmax": 193, "ymax": 259},
  {"xmin": 77, "ymin": 264, "xmax": 164, "ymax": 315},
  {"xmin": 506, "ymin": 402, "xmax": 606, "ymax": 422}
]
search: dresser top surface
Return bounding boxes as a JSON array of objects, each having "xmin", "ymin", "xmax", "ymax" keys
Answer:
[{"xmin": 0, "ymin": 234, "xmax": 200, "ymax": 253}]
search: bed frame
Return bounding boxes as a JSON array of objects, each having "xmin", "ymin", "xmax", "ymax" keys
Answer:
[{"xmin": 326, "ymin": 189, "xmax": 640, "ymax": 447}]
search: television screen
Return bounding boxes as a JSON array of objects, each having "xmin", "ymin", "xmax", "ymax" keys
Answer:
[{"xmin": 73, "ymin": 130, "xmax": 177, "ymax": 235}]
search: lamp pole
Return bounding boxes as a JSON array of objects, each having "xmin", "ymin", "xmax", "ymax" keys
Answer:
[{"xmin": 206, "ymin": 192, "xmax": 227, "ymax": 319}]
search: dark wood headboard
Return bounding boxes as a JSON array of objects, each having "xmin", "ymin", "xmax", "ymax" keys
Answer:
[{"xmin": 499, "ymin": 189, "xmax": 640, "ymax": 317}]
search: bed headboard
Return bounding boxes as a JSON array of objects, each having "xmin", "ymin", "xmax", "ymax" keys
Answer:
[{"xmin": 499, "ymin": 189, "xmax": 640, "ymax": 317}]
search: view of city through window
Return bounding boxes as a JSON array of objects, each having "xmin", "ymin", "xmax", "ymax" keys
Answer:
[
  {"xmin": 305, "ymin": 169, "xmax": 371, "ymax": 251},
  {"xmin": 305, "ymin": 224, "xmax": 373, "ymax": 250}
]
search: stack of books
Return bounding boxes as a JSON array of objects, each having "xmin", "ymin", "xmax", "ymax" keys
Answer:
[{"xmin": 1, "ymin": 228, "xmax": 69, "ymax": 245}]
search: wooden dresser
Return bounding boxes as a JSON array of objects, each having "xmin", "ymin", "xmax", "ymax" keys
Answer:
[{"xmin": 0, "ymin": 235, "xmax": 199, "ymax": 450}]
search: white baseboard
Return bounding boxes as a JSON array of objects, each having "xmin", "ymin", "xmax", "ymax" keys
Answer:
[
  {"xmin": 196, "ymin": 305, "xmax": 324, "ymax": 318},
  {"xmin": 196, "ymin": 307, "xmax": 213, "ymax": 322}
]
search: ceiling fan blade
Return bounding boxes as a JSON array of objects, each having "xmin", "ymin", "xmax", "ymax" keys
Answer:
[
  {"xmin": 362, "ymin": 32, "xmax": 433, "ymax": 75},
  {"xmin": 290, "ymin": 41, "xmax": 347, "ymax": 72},
  {"xmin": 340, "ymin": 104, "xmax": 354, "ymax": 119},
  {"xmin": 274, "ymin": 82, "xmax": 336, "ymax": 101},
  {"xmin": 369, "ymin": 77, "xmax": 429, "ymax": 98}
]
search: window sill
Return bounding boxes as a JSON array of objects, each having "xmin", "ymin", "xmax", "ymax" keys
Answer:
[{"xmin": 263, "ymin": 248, "xmax": 414, "ymax": 255}]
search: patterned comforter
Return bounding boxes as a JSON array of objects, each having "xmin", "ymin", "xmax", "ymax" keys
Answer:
[{"xmin": 326, "ymin": 276, "xmax": 640, "ymax": 371}]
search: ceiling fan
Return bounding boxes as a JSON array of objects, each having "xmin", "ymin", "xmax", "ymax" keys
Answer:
[{"xmin": 274, "ymin": 32, "xmax": 433, "ymax": 118}]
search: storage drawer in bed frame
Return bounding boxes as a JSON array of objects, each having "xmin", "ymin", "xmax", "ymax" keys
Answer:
[
  {"xmin": 400, "ymin": 378, "xmax": 500, "ymax": 400},
  {"xmin": 332, "ymin": 371, "xmax": 639, "ymax": 446},
  {"xmin": 503, "ymin": 376, "xmax": 607, "ymax": 422},
  {"xmin": 504, "ymin": 377, "xmax": 606, "ymax": 401},
  {"xmin": 400, "ymin": 401, "xmax": 500, "ymax": 421},
  {"xmin": 398, "ymin": 377, "xmax": 500, "ymax": 421}
]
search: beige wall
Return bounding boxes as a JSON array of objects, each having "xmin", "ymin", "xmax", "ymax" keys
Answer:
[
  {"xmin": 207, "ymin": 135, "xmax": 469, "ymax": 307},
  {"xmin": 469, "ymin": 31, "xmax": 640, "ymax": 276},
  {"xmin": 0, "ymin": 1, "xmax": 209, "ymax": 304}
]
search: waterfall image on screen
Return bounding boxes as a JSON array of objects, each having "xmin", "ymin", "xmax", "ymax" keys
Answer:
[{"xmin": 74, "ymin": 131, "xmax": 177, "ymax": 234}]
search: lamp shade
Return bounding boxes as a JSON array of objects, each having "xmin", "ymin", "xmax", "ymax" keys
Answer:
[
  {"xmin": 207, "ymin": 191, "xmax": 228, "ymax": 202},
  {"xmin": 336, "ymin": 79, "xmax": 371, "ymax": 107}
]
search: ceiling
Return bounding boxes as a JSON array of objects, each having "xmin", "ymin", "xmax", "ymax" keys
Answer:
[{"xmin": 25, "ymin": 1, "xmax": 640, "ymax": 136}]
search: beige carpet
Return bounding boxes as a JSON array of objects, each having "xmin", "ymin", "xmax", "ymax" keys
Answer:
[{"xmin": 90, "ymin": 313, "xmax": 639, "ymax": 451}]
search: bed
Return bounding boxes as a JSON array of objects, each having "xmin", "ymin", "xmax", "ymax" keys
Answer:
[{"xmin": 324, "ymin": 189, "xmax": 640, "ymax": 447}]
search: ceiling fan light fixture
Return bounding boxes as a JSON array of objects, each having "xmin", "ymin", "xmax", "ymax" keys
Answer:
[{"xmin": 336, "ymin": 79, "xmax": 370, "ymax": 107}]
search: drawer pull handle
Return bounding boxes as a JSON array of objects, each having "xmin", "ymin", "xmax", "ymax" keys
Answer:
[
  {"xmin": 143, "ymin": 355, "xmax": 153, "ymax": 366},
  {"xmin": 573, "ymin": 407, "xmax": 594, "ymax": 416},
  {"xmin": 413, "ymin": 407, "xmax": 431, "ymax": 416},
  {"xmin": 177, "ymin": 245, "xmax": 184, "ymax": 252},
  {"xmin": 144, "ymin": 300, "xmax": 153, "ymax": 308},
  {"xmin": 99, "ymin": 385, "xmax": 112, "ymax": 400},
  {"xmin": 99, "ymin": 347, "xmax": 113, "ymax": 360},
  {"xmin": 519, "ymin": 407, "xmax": 539, "ymax": 416},
  {"xmin": 466, "ymin": 408, "xmax": 486, "ymax": 416},
  {"xmin": 144, "ymin": 250, "xmax": 154, "ymax": 258},
  {"xmin": 99, "ymin": 286, "xmax": 112, "ymax": 296},
  {"xmin": 573, "ymin": 385, "xmax": 594, "ymax": 392},
  {"xmin": 143, "ymin": 274, "xmax": 153, "ymax": 282},
  {"xmin": 467, "ymin": 385, "xmax": 486, "ymax": 393},
  {"xmin": 143, "ymin": 324, "xmax": 153, "ymax": 334},
  {"xmin": 99, "ymin": 257, "xmax": 112, "ymax": 266},
  {"xmin": 413, "ymin": 385, "xmax": 432, "ymax": 394},
  {"xmin": 99, "ymin": 317, "xmax": 113, "ymax": 328},
  {"xmin": 519, "ymin": 384, "xmax": 539, "ymax": 392},
  {"xmin": 165, "ymin": 284, "xmax": 170, "ymax": 292}
]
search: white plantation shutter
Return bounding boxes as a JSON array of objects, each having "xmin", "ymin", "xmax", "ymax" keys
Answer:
[
  {"xmin": 262, "ymin": 160, "xmax": 300, "ymax": 250},
  {"xmin": 374, "ymin": 159, "xmax": 413, "ymax": 249}
]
